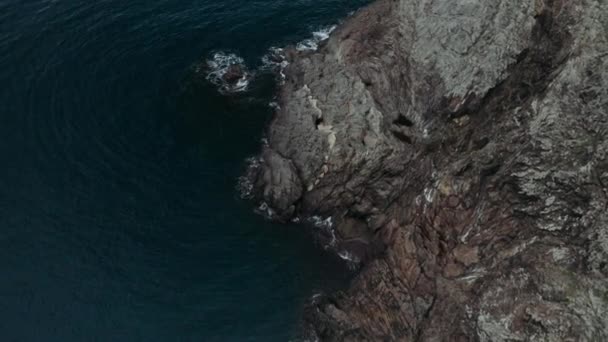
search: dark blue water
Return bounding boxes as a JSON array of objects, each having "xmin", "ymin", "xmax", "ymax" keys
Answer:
[{"xmin": 0, "ymin": 1, "xmax": 368, "ymax": 341}]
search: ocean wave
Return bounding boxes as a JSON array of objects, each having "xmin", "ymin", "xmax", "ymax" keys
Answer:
[
  {"xmin": 237, "ymin": 155, "xmax": 263, "ymax": 199},
  {"xmin": 307, "ymin": 215, "xmax": 337, "ymax": 249},
  {"xmin": 308, "ymin": 215, "xmax": 333, "ymax": 230},
  {"xmin": 204, "ymin": 51, "xmax": 252, "ymax": 94},
  {"xmin": 203, "ymin": 25, "xmax": 337, "ymax": 94},
  {"xmin": 237, "ymin": 136, "xmax": 270, "ymax": 200},
  {"xmin": 260, "ymin": 47, "xmax": 289, "ymax": 83},
  {"xmin": 296, "ymin": 25, "xmax": 336, "ymax": 51},
  {"xmin": 260, "ymin": 47, "xmax": 288, "ymax": 70}
]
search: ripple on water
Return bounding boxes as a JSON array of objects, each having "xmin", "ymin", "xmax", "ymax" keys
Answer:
[{"xmin": 1, "ymin": 0, "xmax": 370, "ymax": 340}]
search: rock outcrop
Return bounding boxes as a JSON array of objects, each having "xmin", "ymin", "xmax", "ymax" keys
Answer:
[{"xmin": 249, "ymin": 0, "xmax": 608, "ymax": 340}]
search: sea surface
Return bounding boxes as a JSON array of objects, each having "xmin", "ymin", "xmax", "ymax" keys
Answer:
[{"xmin": 0, "ymin": 1, "xmax": 368, "ymax": 341}]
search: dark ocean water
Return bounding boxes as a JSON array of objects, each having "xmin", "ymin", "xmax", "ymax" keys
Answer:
[{"xmin": 0, "ymin": 1, "xmax": 368, "ymax": 341}]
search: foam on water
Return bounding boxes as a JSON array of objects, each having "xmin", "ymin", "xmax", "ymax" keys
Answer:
[
  {"xmin": 307, "ymin": 215, "xmax": 337, "ymax": 248},
  {"xmin": 337, "ymin": 250, "xmax": 360, "ymax": 264},
  {"xmin": 204, "ymin": 25, "xmax": 337, "ymax": 94},
  {"xmin": 255, "ymin": 202, "xmax": 276, "ymax": 219},
  {"xmin": 237, "ymin": 156, "xmax": 262, "ymax": 199},
  {"xmin": 296, "ymin": 25, "xmax": 336, "ymax": 51},
  {"xmin": 260, "ymin": 47, "xmax": 288, "ymax": 70},
  {"xmin": 308, "ymin": 215, "xmax": 333, "ymax": 230},
  {"xmin": 205, "ymin": 51, "xmax": 251, "ymax": 93},
  {"xmin": 339, "ymin": 253, "xmax": 361, "ymax": 271},
  {"xmin": 2, "ymin": 0, "xmax": 372, "ymax": 339},
  {"xmin": 260, "ymin": 47, "xmax": 289, "ymax": 84}
]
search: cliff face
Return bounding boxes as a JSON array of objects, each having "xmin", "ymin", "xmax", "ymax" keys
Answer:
[{"xmin": 251, "ymin": 0, "xmax": 608, "ymax": 340}]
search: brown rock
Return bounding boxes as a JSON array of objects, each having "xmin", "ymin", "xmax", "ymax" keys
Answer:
[
  {"xmin": 453, "ymin": 245, "xmax": 480, "ymax": 267},
  {"xmin": 222, "ymin": 64, "xmax": 244, "ymax": 84}
]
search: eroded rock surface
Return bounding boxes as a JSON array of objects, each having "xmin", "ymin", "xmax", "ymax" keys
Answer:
[{"xmin": 249, "ymin": 0, "xmax": 608, "ymax": 340}]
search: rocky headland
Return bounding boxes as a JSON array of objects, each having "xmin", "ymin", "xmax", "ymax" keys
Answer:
[{"xmin": 247, "ymin": 0, "xmax": 608, "ymax": 340}]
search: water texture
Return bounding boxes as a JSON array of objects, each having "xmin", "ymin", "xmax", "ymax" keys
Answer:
[{"xmin": 0, "ymin": 0, "xmax": 368, "ymax": 341}]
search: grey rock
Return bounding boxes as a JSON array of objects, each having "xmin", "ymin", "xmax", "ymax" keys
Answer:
[
  {"xmin": 256, "ymin": 148, "xmax": 302, "ymax": 218},
  {"xmin": 249, "ymin": 0, "xmax": 608, "ymax": 340}
]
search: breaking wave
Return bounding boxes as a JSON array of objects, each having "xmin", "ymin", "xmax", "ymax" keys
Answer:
[
  {"xmin": 307, "ymin": 215, "xmax": 337, "ymax": 249},
  {"xmin": 296, "ymin": 25, "xmax": 336, "ymax": 51},
  {"xmin": 201, "ymin": 25, "xmax": 338, "ymax": 94},
  {"xmin": 260, "ymin": 47, "xmax": 289, "ymax": 84},
  {"xmin": 237, "ymin": 156, "xmax": 262, "ymax": 199},
  {"xmin": 260, "ymin": 47, "xmax": 288, "ymax": 70},
  {"xmin": 203, "ymin": 51, "xmax": 252, "ymax": 94}
]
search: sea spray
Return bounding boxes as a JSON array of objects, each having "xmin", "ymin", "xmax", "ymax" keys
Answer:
[
  {"xmin": 296, "ymin": 25, "xmax": 336, "ymax": 51},
  {"xmin": 204, "ymin": 51, "xmax": 251, "ymax": 93}
]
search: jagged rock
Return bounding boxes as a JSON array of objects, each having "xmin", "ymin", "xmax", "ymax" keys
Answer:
[
  {"xmin": 250, "ymin": 0, "xmax": 608, "ymax": 340},
  {"xmin": 255, "ymin": 148, "xmax": 302, "ymax": 219},
  {"xmin": 222, "ymin": 64, "xmax": 245, "ymax": 84}
]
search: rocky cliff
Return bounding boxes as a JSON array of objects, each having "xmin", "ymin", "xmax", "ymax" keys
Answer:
[{"xmin": 249, "ymin": 0, "xmax": 608, "ymax": 340}]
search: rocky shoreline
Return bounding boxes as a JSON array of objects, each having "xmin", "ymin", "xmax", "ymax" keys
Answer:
[{"xmin": 247, "ymin": 0, "xmax": 608, "ymax": 340}]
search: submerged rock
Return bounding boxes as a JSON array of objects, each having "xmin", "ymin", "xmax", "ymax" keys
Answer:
[
  {"xmin": 249, "ymin": 0, "xmax": 608, "ymax": 340},
  {"xmin": 221, "ymin": 64, "xmax": 245, "ymax": 85},
  {"xmin": 204, "ymin": 51, "xmax": 251, "ymax": 93}
]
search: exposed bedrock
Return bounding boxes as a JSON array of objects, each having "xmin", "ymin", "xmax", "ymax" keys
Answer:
[{"xmin": 249, "ymin": 0, "xmax": 608, "ymax": 340}]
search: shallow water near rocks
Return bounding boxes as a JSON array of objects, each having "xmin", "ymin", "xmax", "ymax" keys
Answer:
[{"xmin": 0, "ymin": 0, "xmax": 369, "ymax": 340}]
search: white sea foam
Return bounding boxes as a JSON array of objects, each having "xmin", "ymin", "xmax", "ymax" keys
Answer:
[
  {"xmin": 237, "ymin": 156, "xmax": 262, "ymax": 199},
  {"xmin": 255, "ymin": 201, "xmax": 276, "ymax": 219},
  {"xmin": 308, "ymin": 215, "xmax": 333, "ymax": 229},
  {"xmin": 296, "ymin": 25, "xmax": 336, "ymax": 51},
  {"xmin": 307, "ymin": 215, "xmax": 337, "ymax": 248},
  {"xmin": 312, "ymin": 25, "xmax": 336, "ymax": 41},
  {"xmin": 337, "ymin": 250, "xmax": 360, "ymax": 263},
  {"xmin": 257, "ymin": 25, "xmax": 336, "ymax": 87},
  {"xmin": 260, "ymin": 47, "xmax": 289, "ymax": 84},
  {"xmin": 337, "ymin": 249, "xmax": 361, "ymax": 270},
  {"xmin": 236, "ymin": 135, "xmax": 272, "ymax": 199},
  {"xmin": 260, "ymin": 137, "xmax": 269, "ymax": 147},
  {"xmin": 260, "ymin": 47, "xmax": 288, "ymax": 69},
  {"xmin": 205, "ymin": 51, "xmax": 251, "ymax": 93}
]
